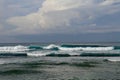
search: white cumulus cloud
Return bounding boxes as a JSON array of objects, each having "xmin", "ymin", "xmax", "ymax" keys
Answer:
[{"xmin": 7, "ymin": 0, "xmax": 120, "ymax": 34}]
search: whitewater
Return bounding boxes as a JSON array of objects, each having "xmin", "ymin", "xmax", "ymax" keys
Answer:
[{"xmin": 0, "ymin": 44, "xmax": 120, "ymax": 58}]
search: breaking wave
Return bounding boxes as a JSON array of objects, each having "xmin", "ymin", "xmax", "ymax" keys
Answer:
[
  {"xmin": 29, "ymin": 44, "xmax": 114, "ymax": 51},
  {"xmin": 27, "ymin": 44, "xmax": 120, "ymax": 57},
  {"xmin": 107, "ymin": 57, "xmax": 120, "ymax": 62},
  {"xmin": 0, "ymin": 45, "xmax": 29, "ymax": 52},
  {"xmin": 41, "ymin": 44, "xmax": 115, "ymax": 51},
  {"xmin": 0, "ymin": 44, "xmax": 120, "ymax": 57}
]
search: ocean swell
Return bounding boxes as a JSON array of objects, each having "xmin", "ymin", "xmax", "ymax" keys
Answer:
[{"xmin": 0, "ymin": 44, "xmax": 120, "ymax": 57}]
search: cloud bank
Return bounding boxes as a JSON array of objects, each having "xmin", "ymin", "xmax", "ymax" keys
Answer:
[{"xmin": 7, "ymin": 0, "xmax": 120, "ymax": 34}]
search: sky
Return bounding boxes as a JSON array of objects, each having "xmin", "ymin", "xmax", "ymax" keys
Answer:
[{"xmin": 0, "ymin": 0, "xmax": 120, "ymax": 43}]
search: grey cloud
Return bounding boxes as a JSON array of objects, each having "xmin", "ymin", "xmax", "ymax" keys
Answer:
[{"xmin": 6, "ymin": 0, "xmax": 120, "ymax": 34}]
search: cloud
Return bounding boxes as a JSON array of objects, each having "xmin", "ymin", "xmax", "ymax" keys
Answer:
[
  {"xmin": 0, "ymin": 24, "xmax": 6, "ymax": 35},
  {"xmin": 7, "ymin": 0, "xmax": 120, "ymax": 34},
  {"xmin": 0, "ymin": 24, "xmax": 3, "ymax": 29},
  {"xmin": 0, "ymin": 0, "xmax": 4, "ymax": 18}
]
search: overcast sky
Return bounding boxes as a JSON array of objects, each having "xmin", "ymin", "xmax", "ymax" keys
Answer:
[{"xmin": 0, "ymin": 0, "xmax": 120, "ymax": 43}]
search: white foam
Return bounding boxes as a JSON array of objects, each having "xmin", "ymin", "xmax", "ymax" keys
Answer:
[
  {"xmin": 43, "ymin": 44, "xmax": 114, "ymax": 51},
  {"xmin": 108, "ymin": 57, "xmax": 120, "ymax": 62},
  {"xmin": 27, "ymin": 50, "xmax": 79, "ymax": 57},
  {"xmin": 0, "ymin": 45, "xmax": 29, "ymax": 52},
  {"xmin": 43, "ymin": 44, "xmax": 59, "ymax": 49},
  {"xmin": 27, "ymin": 53, "xmax": 46, "ymax": 57},
  {"xmin": 58, "ymin": 50, "xmax": 80, "ymax": 56},
  {"xmin": 59, "ymin": 47, "xmax": 114, "ymax": 51},
  {"xmin": 27, "ymin": 51, "xmax": 48, "ymax": 57}
]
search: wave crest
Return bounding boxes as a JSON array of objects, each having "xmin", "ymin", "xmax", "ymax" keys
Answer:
[
  {"xmin": 42, "ymin": 44, "xmax": 114, "ymax": 51},
  {"xmin": 0, "ymin": 45, "xmax": 29, "ymax": 52}
]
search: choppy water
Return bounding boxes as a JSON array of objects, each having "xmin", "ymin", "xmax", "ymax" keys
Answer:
[{"xmin": 0, "ymin": 43, "xmax": 120, "ymax": 80}]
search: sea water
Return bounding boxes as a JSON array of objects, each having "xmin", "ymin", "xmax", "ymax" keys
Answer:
[{"xmin": 0, "ymin": 42, "xmax": 120, "ymax": 80}]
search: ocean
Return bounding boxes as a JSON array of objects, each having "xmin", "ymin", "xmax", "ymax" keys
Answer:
[{"xmin": 0, "ymin": 42, "xmax": 120, "ymax": 80}]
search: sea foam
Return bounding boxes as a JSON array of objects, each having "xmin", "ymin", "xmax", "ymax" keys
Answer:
[
  {"xmin": 0, "ymin": 45, "xmax": 29, "ymax": 52},
  {"xmin": 42, "ymin": 44, "xmax": 114, "ymax": 51}
]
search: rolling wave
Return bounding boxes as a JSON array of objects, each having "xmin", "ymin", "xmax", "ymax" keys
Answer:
[
  {"xmin": 0, "ymin": 44, "xmax": 119, "ymax": 52},
  {"xmin": 0, "ymin": 45, "xmax": 29, "ymax": 52},
  {"xmin": 26, "ymin": 50, "xmax": 120, "ymax": 57},
  {"xmin": 34, "ymin": 44, "xmax": 114, "ymax": 51},
  {"xmin": 0, "ymin": 44, "xmax": 120, "ymax": 57},
  {"xmin": 30, "ymin": 44, "xmax": 114, "ymax": 51}
]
